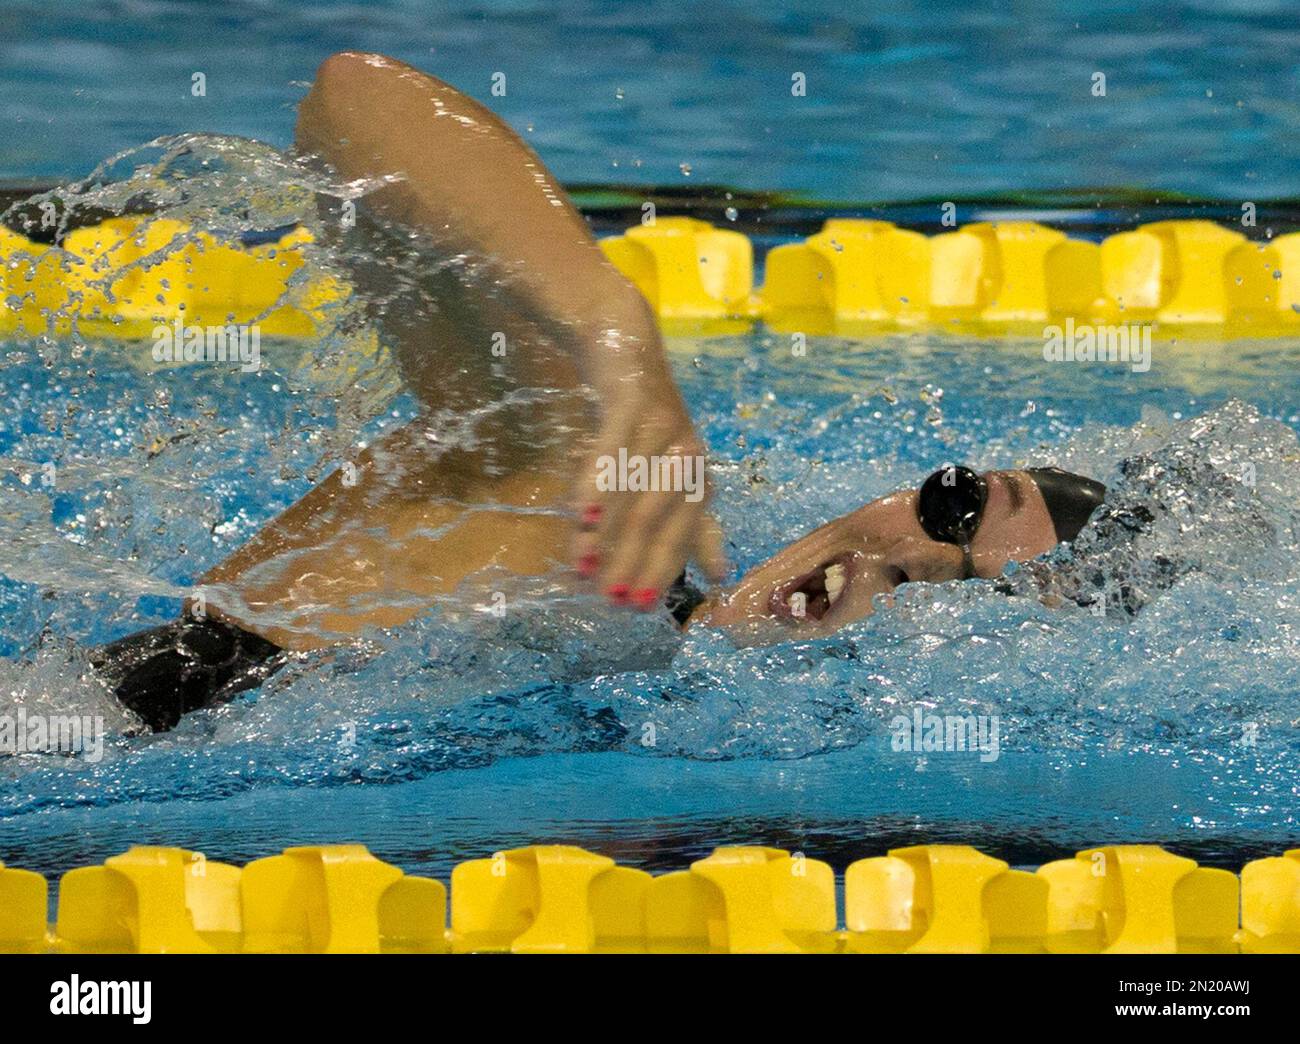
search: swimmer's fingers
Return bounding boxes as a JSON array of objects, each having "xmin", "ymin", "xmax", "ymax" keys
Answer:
[
  {"xmin": 569, "ymin": 393, "xmax": 641, "ymax": 540},
  {"xmin": 691, "ymin": 513, "xmax": 730, "ymax": 584},
  {"xmin": 599, "ymin": 489, "xmax": 704, "ymax": 608},
  {"xmin": 569, "ymin": 411, "xmax": 640, "ymax": 578},
  {"xmin": 571, "ymin": 406, "xmax": 699, "ymax": 589},
  {"xmin": 595, "ymin": 430, "xmax": 709, "ymax": 601}
]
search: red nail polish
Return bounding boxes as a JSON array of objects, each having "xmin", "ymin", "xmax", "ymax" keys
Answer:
[
  {"xmin": 606, "ymin": 584, "xmax": 629, "ymax": 604},
  {"xmin": 632, "ymin": 588, "xmax": 659, "ymax": 609},
  {"xmin": 581, "ymin": 504, "xmax": 603, "ymax": 526},
  {"xmin": 577, "ymin": 553, "xmax": 599, "ymax": 576}
]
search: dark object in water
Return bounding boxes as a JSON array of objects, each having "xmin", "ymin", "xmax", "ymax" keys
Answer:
[
  {"xmin": 665, "ymin": 572, "xmax": 706, "ymax": 626},
  {"xmin": 1024, "ymin": 466, "xmax": 1107, "ymax": 542},
  {"xmin": 94, "ymin": 581, "xmax": 704, "ymax": 731},
  {"xmin": 916, "ymin": 464, "xmax": 1107, "ymax": 548},
  {"xmin": 91, "ymin": 617, "xmax": 283, "ymax": 732},
  {"xmin": 916, "ymin": 465, "xmax": 988, "ymax": 547}
]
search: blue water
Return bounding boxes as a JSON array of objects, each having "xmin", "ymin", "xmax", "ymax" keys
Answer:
[
  {"xmin": 3, "ymin": 4, "xmax": 1300, "ymax": 883},
  {"xmin": 3, "ymin": 297, "xmax": 1299, "ymax": 878},
  {"xmin": 4, "ymin": 0, "xmax": 1300, "ymax": 199}
]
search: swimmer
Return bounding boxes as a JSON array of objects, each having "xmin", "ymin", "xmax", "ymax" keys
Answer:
[
  {"xmin": 96, "ymin": 455, "xmax": 1107, "ymax": 730},
  {"xmin": 88, "ymin": 52, "xmax": 1108, "ymax": 730},
  {"xmin": 696, "ymin": 464, "xmax": 1105, "ymax": 645}
]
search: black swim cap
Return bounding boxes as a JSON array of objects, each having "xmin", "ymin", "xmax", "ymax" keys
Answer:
[{"xmin": 1025, "ymin": 467, "xmax": 1107, "ymax": 542}]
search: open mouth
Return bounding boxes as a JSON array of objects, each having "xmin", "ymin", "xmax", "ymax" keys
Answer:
[{"xmin": 770, "ymin": 553, "xmax": 857, "ymax": 623}]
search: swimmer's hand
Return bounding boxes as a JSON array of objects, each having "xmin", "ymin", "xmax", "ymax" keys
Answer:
[
  {"xmin": 571, "ymin": 319, "xmax": 729, "ymax": 608},
  {"xmin": 296, "ymin": 51, "xmax": 729, "ymax": 609}
]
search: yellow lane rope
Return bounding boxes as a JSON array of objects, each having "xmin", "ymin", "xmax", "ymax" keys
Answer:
[
  {"xmin": 5, "ymin": 216, "xmax": 1299, "ymax": 342},
  {"xmin": 2, "ymin": 843, "xmax": 1297, "ymax": 954}
]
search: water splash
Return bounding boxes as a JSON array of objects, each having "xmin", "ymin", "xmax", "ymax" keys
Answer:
[{"xmin": 2, "ymin": 144, "xmax": 1299, "ymax": 866}]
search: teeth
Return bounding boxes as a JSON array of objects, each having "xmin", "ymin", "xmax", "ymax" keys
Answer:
[
  {"xmin": 787, "ymin": 591, "xmax": 807, "ymax": 618},
  {"xmin": 824, "ymin": 563, "xmax": 846, "ymax": 605}
]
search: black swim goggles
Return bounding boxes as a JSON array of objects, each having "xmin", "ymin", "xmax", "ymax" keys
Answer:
[{"xmin": 916, "ymin": 465, "xmax": 988, "ymax": 578}]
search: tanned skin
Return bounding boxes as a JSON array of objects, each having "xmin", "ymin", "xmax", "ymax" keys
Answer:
[
  {"xmin": 195, "ymin": 53, "xmax": 1062, "ymax": 652},
  {"xmin": 199, "ymin": 52, "xmax": 725, "ymax": 649}
]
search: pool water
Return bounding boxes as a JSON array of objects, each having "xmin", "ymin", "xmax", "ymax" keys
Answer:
[
  {"xmin": 3, "ymin": 0, "xmax": 1300, "ymax": 883},
  {"xmin": 1, "ymin": 140, "xmax": 1299, "ymax": 882},
  {"xmin": 4, "ymin": 0, "xmax": 1300, "ymax": 200}
]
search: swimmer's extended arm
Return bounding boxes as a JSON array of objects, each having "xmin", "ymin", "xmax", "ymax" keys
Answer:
[{"xmin": 296, "ymin": 52, "xmax": 727, "ymax": 602}]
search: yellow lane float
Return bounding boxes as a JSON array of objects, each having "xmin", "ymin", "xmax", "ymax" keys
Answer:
[
  {"xmin": 3, "ymin": 843, "xmax": 1298, "ymax": 954},
  {"xmin": 5, "ymin": 214, "xmax": 1299, "ymax": 341}
]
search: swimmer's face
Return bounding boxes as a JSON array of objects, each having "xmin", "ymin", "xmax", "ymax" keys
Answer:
[{"xmin": 693, "ymin": 470, "xmax": 1060, "ymax": 643}]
